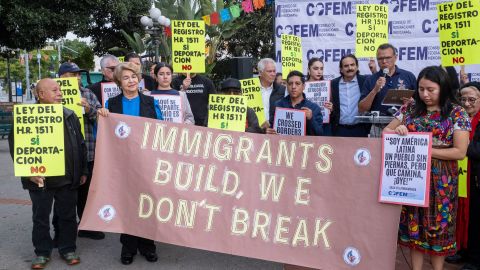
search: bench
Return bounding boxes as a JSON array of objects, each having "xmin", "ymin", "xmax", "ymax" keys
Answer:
[{"xmin": 0, "ymin": 111, "xmax": 12, "ymax": 139}]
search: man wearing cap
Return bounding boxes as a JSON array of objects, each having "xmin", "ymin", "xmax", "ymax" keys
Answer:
[
  {"xmin": 205, "ymin": 78, "xmax": 262, "ymax": 133},
  {"xmin": 57, "ymin": 62, "xmax": 104, "ymax": 240},
  {"xmin": 8, "ymin": 78, "xmax": 88, "ymax": 269},
  {"xmin": 87, "ymin": 55, "xmax": 120, "ymax": 104}
]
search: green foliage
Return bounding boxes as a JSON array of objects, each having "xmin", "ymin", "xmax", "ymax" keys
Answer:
[
  {"xmin": 0, "ymin": 0, "xmax": 150, "ymax": 55},
  {"xmin": 74, "ymin": 0, "xmax": 151, "ymax": 55},
  {"xmin": 61, "ymin": 40, "xmax": 95, "ymax": 70},
  {"xmin": 109, "ymin": 30, "xmax": 146, "ymax": 55},
  {"xmin": 220, "ymin": 5, "xmax": 275, "ymax": 60},
  {"xmin": 0, "ymin": 1, "xmax": 92, "ymax": 50}
]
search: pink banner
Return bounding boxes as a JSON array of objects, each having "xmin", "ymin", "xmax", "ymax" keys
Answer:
[{"xmin": 80, "ymin": 113, "xmax": 401, "ymax": 269}]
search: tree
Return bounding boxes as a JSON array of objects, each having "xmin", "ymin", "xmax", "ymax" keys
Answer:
[
  {"xmin": 74, "ymin": 0, "xmax": 151, "ymax": 55},
  {"xmin": 61, "ymin": 40, "xmax": 95, "ymax": 70},
  {"xmin": 0, "ymin": 0, "xmax": 150, "ymax": 55},
  {"xmin": 220, "ymin": 5, "xmax": 275, "ymax": 60},
  {"xmin": 0, "ymin": 1, "xmax": 95, "ymax": 50},
  {"xmin": 109, "ymin": 30, "xmax": 146, "ymax": 55}
]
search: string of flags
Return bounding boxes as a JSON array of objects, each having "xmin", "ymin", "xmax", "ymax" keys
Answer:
[
  {"xmin": 202, "ymin": 0, "xmax": 273, "ymax": 26},
  {"xmin": 164, "ymin": 0, "xmax": 273, "ymax": 36}
]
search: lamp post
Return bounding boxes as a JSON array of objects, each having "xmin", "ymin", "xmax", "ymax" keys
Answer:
[
  {"xmin": 0, "ymin": 46, "xmax": 19, "ymax": 102},
  {"xmin": 140, "ymin": 6, "xmax": 171, "ymax": 63}
]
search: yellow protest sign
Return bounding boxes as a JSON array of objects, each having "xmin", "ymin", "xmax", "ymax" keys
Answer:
[
  {"xmin": 13, "ymin": 104, "xmax": 65, "ymax": 177},
  {"xmin": 54, "ymin": 77, "xmax": 84, "ymax": 135},
  {"xmin": 208, "ymin": 94, "xmax": 247, "ymax": 132},
  {"xmin": 281, "ymin": 34, "xmax": 302, "ymax": 79},
  {"xmin": 240, "ymin": 78, "xmax": 266, "ymax": 125},
  {"xmin": 172, "ymin": 20, "xmax": 206, "ymax": 73},
  {"xmin": 437, "ymin": 0, "xmax": 480, "ymax": 66},
  {"xmin": 458, "ymin": 157, "xmax": 468, "ymax": 197},
  {"xmin": 356, "ymin": 4, "xmax": 389, "ymax": 57}
]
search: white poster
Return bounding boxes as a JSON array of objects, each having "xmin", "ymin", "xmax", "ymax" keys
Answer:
[
  {"xmin": 273, "ymin": 107, "xmax": 306, "ymax": 136},
  {"xmin": 150, "ymin": 94, "xmax": 183, "ymax": 123},
  {"xmin": 304, "ymin": 81, "xmax": 331, "ymax": 123},
  {"xmin": 101, "ymin": 82, "xmax": 121, "ymax": 107},
  {"xmin": 275, "ymin": 0, "xmax": 480, "ymax": 81},
  {"xmin": 379, "ymin": 132, "xmax": 432, "ymax": 207}
]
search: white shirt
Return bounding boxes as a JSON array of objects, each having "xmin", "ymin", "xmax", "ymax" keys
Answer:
[{"xmin": 261, "ymin": 84, "xmax": 273, "ymax": 122}]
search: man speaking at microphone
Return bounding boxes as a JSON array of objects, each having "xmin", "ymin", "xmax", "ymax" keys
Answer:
[{"xmin": 358, "ymin": 43, "xmax": 416, "ymax": 115}]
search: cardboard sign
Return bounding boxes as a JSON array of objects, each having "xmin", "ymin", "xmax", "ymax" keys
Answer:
[
  {"xmin": 379, "ymin": 132, "xmax": 432, "ymax": 207},
  {"xmin": 80, "ymin": 114, "xmax": 402, "ymax": 269},
  {"xmin": 458, "ymin": 157, "xmax": 468, "ymax": 198},
  {"xmin": 356, "ymin": 4, "xmax": 389, "ymax": 57},
  {"xmin": 273, "ymin": 107, "xmax": 306, "ymax": 136},
  {"xmin": 208, "ymin": 94, "xmax": 247, "ymax": 132},
  {"xmin": 437, "ymin": 0, "xmax": 480, "ymax": 66},
  {"xmin": 172, "ymin": 20, "xmax": 206, "ymax": 73},
  {"xmin": 240, "ymin": 78, "xmax": 266, "ymax": 125},
  {"xmin": 281, "ymin": 34, "xmax": 302, "ymax": 79},
  {"xmin": 101, "ymin": 82, "xmax": 121, "ymax": 107},
  {"xmin": 304, "ymin": 81, "xmax": 331, "ymax": 124},
  {"xmin": 54, "ymin": 77, "xmax": 84, "ymax": 135},
  {"xmin": 151, "ymin": 94, "xmax": 183, "ymax": 123},
  {"xmin": 13, "ymin": 104, "xmax": 65, "ymax": 177}
]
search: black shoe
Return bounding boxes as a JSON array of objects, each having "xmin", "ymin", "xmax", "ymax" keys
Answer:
[
  {"xmin": 141, "ymin": 252, "xmax": 158, "ymax": 262},
  {"xmin": 78, "ymin": 230, "xmax": 105, "ymax": 240},
  {"xmin": 121, "ymin": 253, "xmax": 134, "ymax": 265},
  {"xmin": 461, "ymin": 263, "xmax": 480, "ymax": 270},
  {"xmin": 446, "ymin": 253, "xmax": 465, "ymax": 264}
]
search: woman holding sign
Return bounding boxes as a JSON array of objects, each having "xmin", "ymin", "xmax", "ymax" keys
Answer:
[
  {"xmin": 306, "ymin": 58, "xmax": 333, "ymax": 136},
  {"xmin": 150, "ymin": 62, "xmax": 194, "ymax": 124},
  {"xmin": 97, "ymin": 62, "xmax": 163, "ymax": 265},
  {"xmin": 384, "ymin": 66, "xmax": 470, "ymax": 270},
  {"xmin": 457, "ymin": 82, "xmax": 480, "ymax": 270}
]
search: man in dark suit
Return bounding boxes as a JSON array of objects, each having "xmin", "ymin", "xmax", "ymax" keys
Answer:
[
  {"xmin": 331, "ymin": 54, "xmax": 370, "ymax": 137},
  {"xmin": 257, "ymin": 58, "xmax": 286, "ymax": 128}
]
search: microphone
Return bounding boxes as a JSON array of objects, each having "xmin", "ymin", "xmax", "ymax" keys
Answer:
[{"xmin": 382, "ymin": 68, "xmax": 389, "ymax": 78}]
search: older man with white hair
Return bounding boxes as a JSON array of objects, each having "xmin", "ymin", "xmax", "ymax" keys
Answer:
[
  {"xmin": 257, "ymin": 58, "xmax": 286, "ymax": 127},
  {"xmin": 87, "ymin": 54, "xmax": 120, "ymax": 104}
]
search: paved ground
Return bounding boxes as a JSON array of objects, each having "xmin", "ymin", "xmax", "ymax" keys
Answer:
[{"xmin": 0, "ymin": 139, "xmax": 463, "ymax": 270}]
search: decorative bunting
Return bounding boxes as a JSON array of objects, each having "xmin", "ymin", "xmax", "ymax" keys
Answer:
[
  {"xmin": 253, "ymin": 0, "xmax": 265, "ymax": 10},
  {"xmin": 220, "ymin": 8, "xmax": 232, "ymax": 22},
  {"xmin": 242, "ymin": 0, "xmax": 254, "ymax": 13},
  {"xmin": 229, "ymin": 5, "xmax": 241, "ymax": 18},
  {"xmin": 202, "ymin": 15, "xmax": 211, "ymax": 26},
  {"xmin": 210, "ymin": 12, "xmax": 220, "ymax": 25},
  {"xmin": 164, "ymin": 26, "xmax": 172, "ymax": 37}
]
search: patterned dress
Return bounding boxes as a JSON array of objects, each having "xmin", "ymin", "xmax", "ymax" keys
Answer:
[{"xmin": 395, "ymin": 102, "xmax": 471, "ymax": 256}]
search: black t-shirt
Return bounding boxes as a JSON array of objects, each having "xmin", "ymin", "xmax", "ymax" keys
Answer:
[
  {"xmin": 172, "ymin": 75, "xmax": 216, "ymax": 125},
  {"xmin": 142, "ymin": 74, "xmax": 157, "ymax": 91}
]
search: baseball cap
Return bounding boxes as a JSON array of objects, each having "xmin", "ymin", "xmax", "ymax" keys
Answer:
[
  {"xmin": 58, "ymin": 62, "xmax": 86, "ymax": 76},
  {"xmin": 220, "ymin": 78, "xmax": 242, "ymax": 93}
]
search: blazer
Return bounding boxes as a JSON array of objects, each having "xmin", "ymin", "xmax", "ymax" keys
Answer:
[{"xmin": 331, "ymin": 74, "xmax": 367, "ymax": 132}]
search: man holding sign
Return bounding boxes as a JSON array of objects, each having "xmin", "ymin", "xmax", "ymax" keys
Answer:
[
  {"xmin": 58, "ymin": 62, "xmax": 104, "ymax": 240},
  {"xmin": 8, "ymin": 79, "xmax": 88, "ymax": 269},
  {"xmin": 267, "ymin": 71, "xmax": 323, "ymax": 136}
]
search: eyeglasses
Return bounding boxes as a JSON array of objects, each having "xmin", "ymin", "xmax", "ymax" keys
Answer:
[
  {"xmin": 460, "ymin": 97, "xmax": 478, "ymax": 104},
  {"xmin": 377, "ymin": 56, "xmax": 394, "ymax": 62},
  {"xmin": 105, "ymin": 66, "xmax": 116, "ymax": 71}
]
